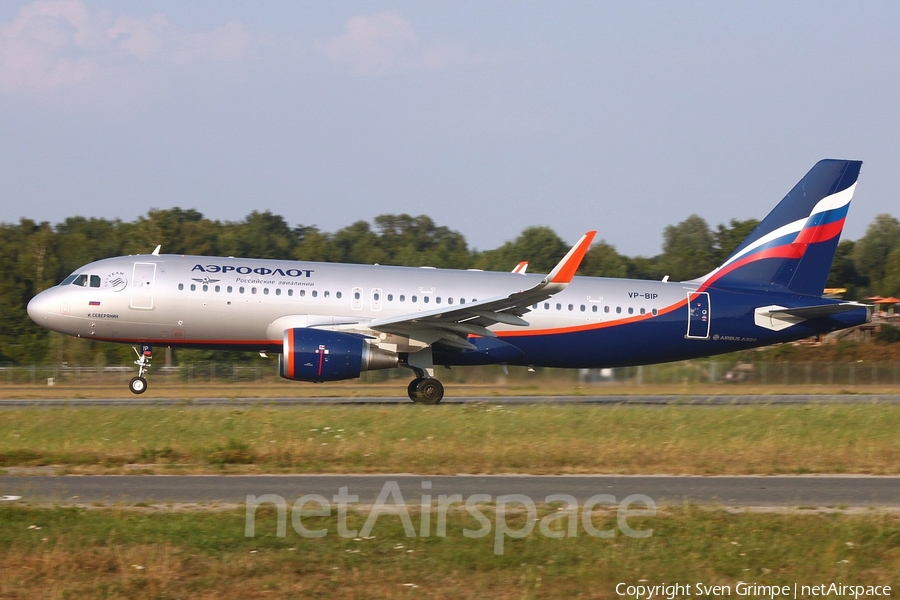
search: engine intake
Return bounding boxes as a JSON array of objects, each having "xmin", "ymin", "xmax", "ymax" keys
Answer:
[{"xmin": 279, "ymin": 328, "xmax": 398, "ymax": 382}]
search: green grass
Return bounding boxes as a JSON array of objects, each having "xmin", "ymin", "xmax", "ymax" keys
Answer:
[
  {"xmin": 1, "ymin": 504, "xmax": 898, "ymax": 599},
  {"xmin": 1, "ymin": 404, "xmax": 899, "ymax": 474}
]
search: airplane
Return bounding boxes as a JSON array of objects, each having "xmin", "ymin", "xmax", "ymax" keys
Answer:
[{"xmin": 27, "ymin": 159, "xmax": 870, "ymax": 404}]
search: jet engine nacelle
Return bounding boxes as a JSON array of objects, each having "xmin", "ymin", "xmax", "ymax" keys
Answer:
[{"xmin": 279, "ymin": 328, "xmax": 398, "ymax": 382}]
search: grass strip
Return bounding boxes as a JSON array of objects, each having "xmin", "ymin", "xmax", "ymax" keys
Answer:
[
  {"xmin": 1, "ymin": 404, "xmax": 899, "ymax": 475},
  {"xmin": 1, "ymin": 504, "xmax": 898, "ymax": 599}
]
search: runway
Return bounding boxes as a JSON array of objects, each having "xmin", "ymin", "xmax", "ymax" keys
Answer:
[
  {"xmin": 2, "ymin": 475, "xmax": 899, "ymax": 506},
  {"xmin": 2, "ymin": 394, "xmax": 900, "ymax": 406}
]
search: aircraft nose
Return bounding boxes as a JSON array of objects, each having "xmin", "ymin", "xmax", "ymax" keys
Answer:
[{"xmin": 27, "ymin": 290, "xmax": 53, "ymax": 324}]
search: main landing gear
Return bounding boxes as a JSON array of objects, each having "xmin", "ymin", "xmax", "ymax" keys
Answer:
[
  {"xmin": 407, "ymin": 377, "xmax": 444, "ymax": 405},
  {"xmin": 404, "ymin": 347, "xmax": 444, "ymax": 404},
  {"xmin": 129, "ymin": 345, "xmax": 152, "ymax": 395}
]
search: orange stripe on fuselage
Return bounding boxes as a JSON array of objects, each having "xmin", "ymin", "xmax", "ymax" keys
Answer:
[{"xmin": 497, "ymin": 297, "xmax": 688, "ymax": 337}]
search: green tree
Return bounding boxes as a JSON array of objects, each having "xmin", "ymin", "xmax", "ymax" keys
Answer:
[
  {"xmin": 373, "ymin": 214, "xmax": 471, "ymax": 268},
  {"xmin": 293, "ymin": 226, "xmax": 335, "ymax": 262},
  {"xmin": 120, "ymin": 208, "xmax": 212, "ymax": 256},
  {"xmin": 881, "ymin": 246, "xmax": 900, "ymax": 297},
  {"xmin": 659, "ymin": 214, "xmax": 716, "ymax": 281},
  {"xmin": 331, "ymin": 221, "xmax": 388, "ymax": 264},
  {"xmin": 218, "ymin": 211, "xmax": 294, "ymax": 259},
  {"xmin": 713, "ymin": 218, "xmax": 760, "ymax": 264},
  {"xmin": 475, "ymin": 227, "xmax": 569, "ymax": 273},
  {"xmin": 0, "ymin": 220, "xmax": 59, "ymax": 363},
  {"xmin": 827, "ymin": 240, "xmax": 868, "ymax": 299},
  {"xmin": 581, "ymin": 240, "xmax": 629, "ymax": 278},
  {"xmin": 853, "ymin": 214, "xmax": 900, "ymax": 295},
  {"xmin": 626, "ymin": 256, "xmax": 666, "ymax": 281}
]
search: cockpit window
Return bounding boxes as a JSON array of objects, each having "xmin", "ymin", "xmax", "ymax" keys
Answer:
[{"xmin": 64, "ymin": 274, "xmax": 101, "ymax": 287}]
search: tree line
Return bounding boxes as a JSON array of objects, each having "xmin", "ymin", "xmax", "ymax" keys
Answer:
[{"xmin": 2, "ymin": 209, "xmax": 899, "ymax": 366}]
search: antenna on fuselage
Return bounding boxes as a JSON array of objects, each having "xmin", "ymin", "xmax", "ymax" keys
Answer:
[{"xmin": 151, "ymin": 245, "xmax": 161, "ymax": 256}]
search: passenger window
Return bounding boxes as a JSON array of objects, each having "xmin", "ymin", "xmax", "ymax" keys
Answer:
[
  {"xmin": 191, "ymin": 284, "xmax": 197, "ymax": 291},
  {"xmin": 227, "ymin": 286, "xmax": 233, "ymax": 293},
  {"xmin": 178, "ymin": 283, "xmax": 184, "ymax": 291},
  {"xmin": 616, "ymin": 306, "xmax": 622, "ymax": 314},
  {"xmin": 300, "ymin": 290, "xmax": 305, "ymax": 297},
  {"xmin": 580, "ymin": 305, "xmax": 585, "ymax": 312},
  {"xmin": 424, "ymin": 296, "xmax": 429, "ymax": 304},
  {"xmin": 374, "ymin": 292, "xmax": 380, "ymax": 301},
  {"xmin": 263, "ymin": 288, "xmax": 269, "ymax": 295},
  {"xmin": 324, "ymin": 291, "xmax": 330, "ymax": 298},
  {"xmin": 239, "ymin": 287, "xmax": 245, "ymax": 294},
  {"xmin": 251, "ymin": 287, "xmax": 257, "ymax": 295},
  {"xmin": 448, "ymin": 298, "xmax": 453, "ymax": 304},
  {"xmin": 400, "ymin": 295, "xmax": 405, "ymax": 302},
  {"xmin": 388, "ymin": 294, "xmax": 394, "ymax": 301},
  {"xmin": 288, "ymin": 289, "xmax": 293, "ymax": 297},
  {"xmin": 628, "ymin": 307, "xmax": 634, "ymax": 314},
  {"xmin": 651, "ymin": 308, "xmax": 658, "ymax": 316},
  {"xmin": 336, "ymin": 291, "xmax": 342, "ymax": 299},
  {"xmin": 312, "ymin": 290, "xmax": 318, "ymax": 298},
  {"xmin": 90, "ymin": 275, "xmax": 101, "ymax": 288},
  {"xmin": 202, "ymin": 284, "xmax": 208, "ymax": 292},
  {"xmin": 275, "ymin": 288, "xmax": 281, "ymax": 296},
  {"xmin": 556, "ymin": 303, "xmax": 561, "ymax": 310},
  {"xmin": 544, "ymin": 303, "xmax": 550, "ymax": 310},
  {"xmin": 436, "ymin": 297, "xmax": 441, "ymax": 304},
  {"xmin": 640, "ymin": 308, "xmax": 645, "ymax": 315},
  {"xmin": 592, "ymin": 305, "xmax": 598, "ymax": 313},
  {"xmin": 412, "ymin": 296, "xmax": 417, "ymax": 303},
  {"xmin": 568, "ymin": 304, "xmax": 573, "ymax": 311},
  {"xmin": 604, "ymin": 306, "xmax": 610, "ymax": 313},
  {"xmin": 215, "ymin": 285, "xmax": 221, "ymax": 292}
]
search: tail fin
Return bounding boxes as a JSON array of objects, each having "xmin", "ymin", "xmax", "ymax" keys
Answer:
[{"xmin": 696, "ymin": 159, "xmax": 862, "ymax": 295}]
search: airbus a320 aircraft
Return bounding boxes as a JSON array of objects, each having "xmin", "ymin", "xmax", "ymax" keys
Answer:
[{"xmin": 28, "ymin": 159, "xmax": 870, "ymax": 403}]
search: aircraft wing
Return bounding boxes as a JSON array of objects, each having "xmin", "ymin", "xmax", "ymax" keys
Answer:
[{"xmin": 366, "ymin": 232, "xmax": 596, "ymax": 350}]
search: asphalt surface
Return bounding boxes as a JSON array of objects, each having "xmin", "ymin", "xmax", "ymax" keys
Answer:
[
  {"xmin": 2, "ymin": 395, "xmax": 900, "ymax": 406},
  {"xmin": 2, "ymin": 475, "xmax": 899, "ymax": 506}
]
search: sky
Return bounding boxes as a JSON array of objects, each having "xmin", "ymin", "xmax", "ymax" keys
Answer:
[{"xmin": 1, "ymin": 1, "xmax": 899, "ymax": 257}]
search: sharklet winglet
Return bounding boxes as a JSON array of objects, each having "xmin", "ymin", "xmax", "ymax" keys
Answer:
[{"xmin": 545, "ymin": 231, "xmax": 596, "ymax": 285}]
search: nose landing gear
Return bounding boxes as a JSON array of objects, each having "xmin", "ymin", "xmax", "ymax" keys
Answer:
[{"xmin": 129, "ymin": 344, "xmax": 152, "ymax": 395}]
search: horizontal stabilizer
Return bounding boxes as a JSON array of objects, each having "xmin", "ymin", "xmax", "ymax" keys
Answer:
[
  {"xmin": 765, "ymin": 302, "xmax": 869, "ymax": 320},
  {"xmin": 754, "ymin": 302, "xmax": 870, "ymax": 332}
]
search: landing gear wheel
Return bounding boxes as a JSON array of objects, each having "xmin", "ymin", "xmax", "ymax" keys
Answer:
[
  {"xmin": 416, "ymin": 378, "xmax": 444, "ymax": 405},
  {"xmin": 129, "ymin": 376, "xmax": 148, "ymax": 395},
  {"xmin": 408, "ymin": 378, "xmax": 424, "ymax": 402}
]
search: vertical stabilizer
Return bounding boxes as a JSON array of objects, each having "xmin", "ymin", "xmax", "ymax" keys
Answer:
[{"xmin": 695, "ymin": 159, "xmax": 861, "ymax": 295}]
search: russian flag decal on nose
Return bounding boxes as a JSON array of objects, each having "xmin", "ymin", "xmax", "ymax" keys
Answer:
[{"xmin": 89, "ymin": 300, "xmax": 101, "ymax": 306}]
